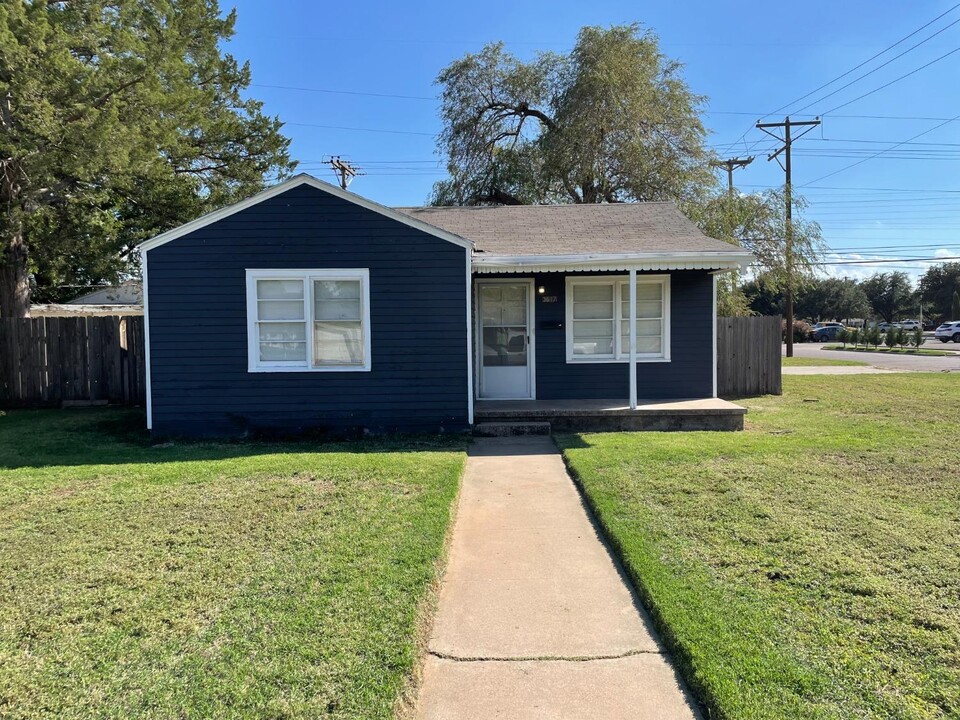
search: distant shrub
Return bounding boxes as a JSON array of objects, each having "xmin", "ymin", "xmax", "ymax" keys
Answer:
[
  {"xmin": 898, "ymin": 328, "xmax": 909, "ymax": 350},
  {"xmin": 912, "ymin": 326, "xmax": 924, "ymax": 351},
  {"xmin": 868, "ymin": 326, "xmax": 882, "ymax": 348},
  {"xmin": 884, "ymin": 327, "xmax": 898, "ymax": 349},
  {"xmin": 837, "ymin": 328, "xmax": 849, "ymax": 348},
  {"xmin": 783, "ymin": 319, "xmax": 813, "ymax": 343}
]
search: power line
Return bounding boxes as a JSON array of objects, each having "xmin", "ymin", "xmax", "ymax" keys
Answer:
[
  {"xmin": 790, "ymin": 14, "xmax": 960, "ymax": 115},
  {"xmin": 760, "ymin": 3, "xmax": 960, "ymax": 118},
  {"xmin": 820, "ymin": 46, "xmax": 960, "ymax": 116},
  {"xmin": 800, "ymin": 112, "xmax": 960, "ymax": 186},
  {"xmin": 284, "ymin": 121, "xmax": 436, "ymax": 137},
  {"xmin": 813, "ymin": 255, "xmax": 960, "ymax": 265},
  {"xmin": 738, "ymin": 183, "xmax": 960, "ymax": 193},
  {"xmin": 251, "ymin": 83, "xmax": 436, "ymax": 101},
  {"xmin": 710, "ymin": 111, "xmax": 960, "ymax": 121}
]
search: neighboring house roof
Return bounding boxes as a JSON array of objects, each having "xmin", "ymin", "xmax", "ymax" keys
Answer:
[
  {"xmin": 138, "ymin": 174, "xmax": 473, "ymax": 254},
  {"xmin": 69, "ymin": 280, "xmax": 142, "ymax": 305},
  {"xmin": 398, "ymin": 202, "xmax": 735, "ymax": 255},
  {"xmin": 31, "ymin": 304, "xmax": 143, "ymax": 317}
]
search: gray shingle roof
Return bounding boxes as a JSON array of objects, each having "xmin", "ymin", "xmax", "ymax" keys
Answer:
[{"xmin": 397, "ymin": 202, "xmax": 743, "ymax": 257}]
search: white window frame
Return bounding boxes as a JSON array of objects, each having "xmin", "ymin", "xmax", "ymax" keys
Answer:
[
  {"xmin": 245, "ymin": 268, "xmax": 372, "ymax": 373},
  {"xmin": 565, "ymin": 274, "xmax": 671, "ymax": 364}
]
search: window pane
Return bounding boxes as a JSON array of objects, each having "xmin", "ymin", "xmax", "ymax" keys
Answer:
[
  {"xmin": 482, "ymin": 326, "xmax": 527, "ymax": 366},
  {"xmin": 315, "ymin": 298, "xmax": 361, "ymax": 321},
  {"xmin": 574, "ymin": 319, "xmax": 615, "ymax": 338},
  {"xmin": 573, "ymin": 301, "xmax": 614, "ymax": 320},
  {"xmin": 314, "ymin": 280, "xmax": 362, "ymax": 322},
  {"xmin": 258, "ymin": 299, "xmax": 304, "ymax": 321},
  {"xmin": 573, "ymin": 284, "xmax": 613, "ymax": 302},
  {"xmin": 636, "ymin": 300, "xmax": 662, "ymax": 319},
  {"xmin": 637, "ymin": 319, "xmax": 662, "ymax": 336},
  {"xmin": 257, "ymin": 279, "xmax": 303, "ymax": 300},
  {"xmin": 314, "ymin": 321, "xmax": 363, "ymax": 365},
  {"xmin": 637, "ymin": 336, "xmax": 662, "ymax": 354},
  {"xmin": 620, "ymin": 335, "xmax": 664, "ymax": 354},
  {"xmin": 501, "ymin": 286, "xmax": 525, "ymax": 302},
  {"xmin": 315, "ymin": 279, "xmax": 361, "ymax": 300},
  {"xmin": 260, "ymin": 342, "xmax": 306, "ymax": 362},
  {"xmin": 500, "ymin": 301, "xmax": 526, "ymax": 325},
  {"xmin": 573, "ymin": 337, "xmax": 614, "ymax": 356},
  {"xmin": 259, "ymin": 322, "xmax": 306, "ymax": 342},
  {"xmin": 637, "ymin": 283, "xmax": 661, "ymax": 301}
]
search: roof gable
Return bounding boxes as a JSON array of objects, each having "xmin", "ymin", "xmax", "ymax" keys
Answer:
[{"xmin": 139, "ymin": 174, "xmax": 473, "ymax": 253}]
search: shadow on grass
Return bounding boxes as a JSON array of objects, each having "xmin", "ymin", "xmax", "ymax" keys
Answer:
[{"xmin": 0, "ymin": 407, "xmax": 469, "ymax": 470}]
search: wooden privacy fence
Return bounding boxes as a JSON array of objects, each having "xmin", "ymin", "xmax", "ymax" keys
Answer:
[
  {"xmin": 0, "ymin": 316, "xmax": 146, "ymax": 407},
  {"xmin": 717, "ymin": 315, "xmax": 782, "ymax": 397}
]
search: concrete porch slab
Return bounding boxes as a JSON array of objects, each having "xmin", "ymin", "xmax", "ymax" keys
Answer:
[{"xmin": 474, "ymin": 398, "xmax": 746, "ymax": 432}]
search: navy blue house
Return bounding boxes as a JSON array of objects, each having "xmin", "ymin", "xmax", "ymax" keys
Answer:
[{"xmin": 140, "ymin": 174, "xmax": 752, "ymax": 436}]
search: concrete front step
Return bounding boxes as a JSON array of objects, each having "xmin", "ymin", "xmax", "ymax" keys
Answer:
[{"xmin": 472, "ymin": 421, "xmax": 552, "ymax": 437}]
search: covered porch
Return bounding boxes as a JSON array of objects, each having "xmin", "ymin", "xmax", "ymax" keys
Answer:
[{"xmin": 474, "ymin": 397, "xmax": 746, "ymax": 434}]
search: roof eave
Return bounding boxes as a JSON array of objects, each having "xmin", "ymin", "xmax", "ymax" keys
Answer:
[{"xmin": 471, "ymin": 250, "xmax": 754, "ymax": 273}]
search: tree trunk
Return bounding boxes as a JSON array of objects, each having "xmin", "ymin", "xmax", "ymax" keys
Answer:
[{"xmin": 0, "ymin": 226, "xmax": 30, "ymax": 318}]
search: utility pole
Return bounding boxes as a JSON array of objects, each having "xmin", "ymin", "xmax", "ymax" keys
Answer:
[
  {"xmin": 712, "ymin": 156, "xmax": 755, "ymax": 196},
  {"xmin": 756, "ymin": 116, "xmax": 820, "ymax": 357},
  {"xmin": 326, "ymin": 156, "xmax": 362, "ymax": 190}
]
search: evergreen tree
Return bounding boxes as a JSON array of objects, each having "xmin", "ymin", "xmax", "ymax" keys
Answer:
[{"xmin": 0, "ymin": 1, "xmax": 295, "ymax": 315}]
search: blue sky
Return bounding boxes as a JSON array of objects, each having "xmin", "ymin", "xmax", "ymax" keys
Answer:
[{"xmin": 227, "ymin": 0, "xmax": 960, "ymax": 280}]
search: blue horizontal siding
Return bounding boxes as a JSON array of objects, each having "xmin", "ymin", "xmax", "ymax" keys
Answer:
[
  {"xmin": 478, "ymin": 270, "xmax": 714, "ymax": 400},
  {"xmin": 147, "ymin": 183, "xmax": 468, "ymax": 437}
]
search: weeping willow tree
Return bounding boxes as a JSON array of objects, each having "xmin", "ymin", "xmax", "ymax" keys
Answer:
[{"xmin": 431, "ymin": 24, "xmax": 716, "ymax": 206}]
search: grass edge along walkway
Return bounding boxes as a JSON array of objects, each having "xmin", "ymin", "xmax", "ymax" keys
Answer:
[{"xmin": 556, "ymin": 374, "xmax": 960, "ymax": 720}]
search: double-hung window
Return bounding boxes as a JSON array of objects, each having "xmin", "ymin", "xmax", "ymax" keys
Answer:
[
  {"xmin": 246, "ymin": 269, "xmax": 371, "ymax": 372},
  {"xmin": 566, "ymin": 275, "xmax": 670, "ymax": 362}
]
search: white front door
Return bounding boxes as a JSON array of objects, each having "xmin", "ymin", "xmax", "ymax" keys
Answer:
[{"xmin": 477, "ymin": 281, "xmax": 534, "ymax": 399}]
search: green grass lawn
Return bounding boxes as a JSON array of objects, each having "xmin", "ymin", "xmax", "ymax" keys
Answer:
[
  {"xmin": 557, "ymin": 374, "xmax": 960, "ymax": 720},
  {"xmin": 823, "ymin": 344, "xmax": 954, "ymax": 356},
  {"xmin": 0, "ymin": 409, "xmax": 466, "ymax": 719},
  {"xmin": 781, "ymin": 356, "xmax": 868, "ymax": 367}
]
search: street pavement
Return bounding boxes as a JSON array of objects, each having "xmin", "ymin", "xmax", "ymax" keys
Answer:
[{"xmin": 786, "ymin": 342, "xmax": 960, "ymax": 372}]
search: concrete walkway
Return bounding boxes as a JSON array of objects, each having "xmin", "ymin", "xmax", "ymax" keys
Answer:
[{"xmin": 414, "ymin": 436, "xmax": 699, "ymax": 719}]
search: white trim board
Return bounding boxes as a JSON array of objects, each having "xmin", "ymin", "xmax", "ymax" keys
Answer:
[
  {"xmin": 564, "ymin": 274, "xmax": 671, "ymax": 364},
  {"xmin": 474, "ymin": 277, "xmax": 536, "ymax": 400},
  {"xmin": 143, "ymin": 254, "xmax": 153, "ymax": 430},
  {"xmin": 139, "ymin": 174, "xmax": 474, "ymax": 254},
  {"xmin": 465, "ymin": 246, "xmax": 474, "ymax": 424}
]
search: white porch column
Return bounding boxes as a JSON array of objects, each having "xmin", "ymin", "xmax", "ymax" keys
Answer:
[{"xmin": 629, "ymin": 269, "xmax": 637, "ymax": 410}]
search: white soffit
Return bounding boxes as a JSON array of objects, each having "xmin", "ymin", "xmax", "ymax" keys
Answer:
[{"xmin": 472, "ymin": 252, "xmax": 753, "ymax": 274}]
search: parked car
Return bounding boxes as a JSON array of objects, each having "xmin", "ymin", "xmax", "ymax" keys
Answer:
[
  {"xmin": 811, "ymin": 322, "xmax": 844, "ymax": 330},
  {"xmin": 810, "ymin": 325, "xmax": 845, "ymax": 342},
  {"xmin": 898, "ymin": 320, "xmax": 921, "ymax": 331},
  {"xmin": 934, "ymin": 321, "xmax": 960, "ymax": 343},
  {"xmin": 877, "ymin": 322, "xmax": 902, "ymax": 333},
  {"xmin": 923, "ymin": 319, "xmax": 938, "ymax": 331}
]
